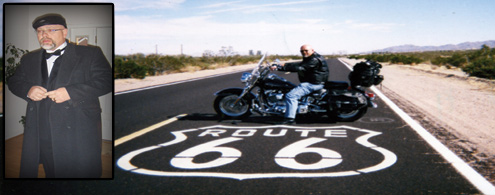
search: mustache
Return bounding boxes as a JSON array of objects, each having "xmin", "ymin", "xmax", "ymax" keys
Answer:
[{"xmin": 41, "ymin": 38, "xmax": 53, "ymax": 42}]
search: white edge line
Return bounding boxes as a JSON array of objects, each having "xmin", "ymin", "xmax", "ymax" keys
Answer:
[
  {"xmin": 115, "ymin": 67, "xmax": 254, "ymax": 95},
  {"xmin": 338, "ymin": 58, "xmax": 495, "ymax": 194}
]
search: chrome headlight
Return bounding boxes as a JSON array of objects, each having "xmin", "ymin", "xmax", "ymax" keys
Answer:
[{"xmin": 241, "ymin": 72, "xmax": 252, "ymax": 83}]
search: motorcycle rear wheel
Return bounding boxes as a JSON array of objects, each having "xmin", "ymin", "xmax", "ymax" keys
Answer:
[
  {"xmin": 328, "ymin": 107, "xmax": 367, "ymax": 122},
  {"xmin": 214, "ymin": 94, "xmax": 251, "ymax": 119}
]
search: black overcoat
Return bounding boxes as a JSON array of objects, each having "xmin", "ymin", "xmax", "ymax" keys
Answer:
[{"xmin": 8, "ymin": 42, "xmax": 112, "ymax": 178}]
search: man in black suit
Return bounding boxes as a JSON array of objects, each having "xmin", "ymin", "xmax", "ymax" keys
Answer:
[{"xmin": 8, "ymin": 13, "xmax": 112, "ymax": 178}]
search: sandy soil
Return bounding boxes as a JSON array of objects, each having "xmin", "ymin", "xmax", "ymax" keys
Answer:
[
  {"xmin": 341, "ymin": 58, "xmax": 495, "ymax": 184},
  {"xmin": 115, "ymin": 58, "xmax": 495, "ymax": 184}
]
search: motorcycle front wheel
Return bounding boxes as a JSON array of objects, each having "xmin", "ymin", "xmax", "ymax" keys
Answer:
[
  {"xmin": 214, "ymin": 94, "xmax": 251, "ymax": 119},
  {"xmin": 328, "ymin": 107, "xmax": 368, "ymax": 122}
]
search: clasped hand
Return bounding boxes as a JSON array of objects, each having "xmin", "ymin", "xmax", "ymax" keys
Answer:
[{"xmin": 28, "ymin": 86, "xmax": 71, "ymax": 103}]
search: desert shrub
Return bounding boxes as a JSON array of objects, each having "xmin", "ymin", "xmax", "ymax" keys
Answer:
[
  {"xmin": 348, "ymin": 45, "xmax": 494, "ymax": 79},
  {"xmin": 463, "ymin": 58, "xmax": 495, "ymax": 79},
  {"xmin": 348, "ymin": 55, "xmax": 359, "ymax": 59},
  {"xmin": 462, "ymin": 45, "xmax": 495, "ymax": 79},
  {"xmin": 374, "ymin": 54, "xmax": 391, "ymax": 62},
  {"xmin": 162, "ymin": 56, "xmax": 185, "ymax": 72},
  {"xmin": 356, "ymin": 53, "xmax": 422, "ymax": 64},
  {"xmin": 141, "ymin": 55, "xmax": 163, "ymax": 76},
  {"xmin": 468, "ymin": 45, "xmax": 494, "ymax": 60},
  {"xmin": 114, "ymin": 58, "xmax": 147, "ymax": 79},
  {"xmin": 447, "ymin": 53, "xmax": 467, "ymax": 67},
  {"xmin": 431, "ymin": 56, "xmax": 448, "ymax": 65},
  {"xmin": 388, "ymin": 54, "xmax": 423, "ymax": 64}
]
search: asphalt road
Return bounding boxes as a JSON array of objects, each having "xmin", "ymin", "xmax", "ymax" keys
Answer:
[
  {"xmin": 111, "ymin": 58, "xmax": 482, "ymax": 194},
  {"xmin": 2, "ymin": 59, "xmax": 491, "ymax": 194}
]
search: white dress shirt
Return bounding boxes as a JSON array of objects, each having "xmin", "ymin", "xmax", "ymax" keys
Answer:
[{"xmin": 46, "ymin": 42, "xmax": 67, "ymax": 77}]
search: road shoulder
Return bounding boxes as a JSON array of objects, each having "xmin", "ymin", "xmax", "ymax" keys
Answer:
[{"xmin": 340, "ymin": 58, "xmax": 495, "ymax": 185}]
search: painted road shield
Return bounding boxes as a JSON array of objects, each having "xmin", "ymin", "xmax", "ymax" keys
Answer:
[{"xmin": 117, "ymin": 125, "xmax": 397, "ymax": 180}]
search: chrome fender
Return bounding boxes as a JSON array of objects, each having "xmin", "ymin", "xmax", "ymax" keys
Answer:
[{"xmin": 214, "ymin": 88, "xmax": 256, "ymax": 100}]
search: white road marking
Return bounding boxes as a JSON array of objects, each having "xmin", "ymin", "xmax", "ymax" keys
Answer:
[
  {"xmin": 115, "ymin": 68, "xmax": 253, "ymax": 95},
  {"xmin": 114, "ymin": 114, "xmax": 188, "ymax": 147},
  {"xmin": 338, "ymin": 58, "xmax": 495, "ymax": 194},
  {"xmin": 117, "ymin": 125, "xmax": 397, "ymax": 180}
]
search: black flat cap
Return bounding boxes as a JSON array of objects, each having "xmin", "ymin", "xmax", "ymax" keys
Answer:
[{"xmin": 32, "ymin": 13, "xmax": 67, "ymax": 29}]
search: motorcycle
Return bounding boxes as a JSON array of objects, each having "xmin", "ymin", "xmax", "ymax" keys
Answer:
[{"xmin": 213, "ymin": 54, "xmax": 383, "ymax": 122}]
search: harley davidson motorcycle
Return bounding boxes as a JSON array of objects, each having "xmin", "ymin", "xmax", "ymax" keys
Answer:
[{"xmin": 213, "ymin": 54, "xmax": 383, "ymax": 122}]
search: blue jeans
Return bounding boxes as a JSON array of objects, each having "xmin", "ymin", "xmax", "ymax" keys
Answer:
[{"xmin": 285, "ymin": 82, "xmax": 324, "ymax": 119}]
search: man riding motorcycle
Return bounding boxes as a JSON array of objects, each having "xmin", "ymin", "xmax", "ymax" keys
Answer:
[{"xmin": 270, "ymin": 44, "xmax": 329, "ymax": 124}]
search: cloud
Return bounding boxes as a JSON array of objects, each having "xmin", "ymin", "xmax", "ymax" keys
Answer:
[
  {"xmin": 2, "ymin": 0, "xmax": 185, "ymax": 11},
  {"xmin": 114, "ymin": 13, "xmax": 347, "ymax": 55},
  {"xmin": 338, "ymin": 20, "xmax": 403, "ymax": 32},
  {"xmin": 200, "ymin": 0, "xmax": 328, "ymax": 15},
  {"xmin": 198, "ymin": 0, "xmax": 245, "ymax": 9},
  {"xmin": 113, "ymin": 3, "xmax": 404, "ymax": 55},
  {"xmin": 298, "ymin": 19, "xmax": 325, "ymax": 24},
  {"xmin": 114, "ymin": 0, "xmax": 185, "ymax": 11}
]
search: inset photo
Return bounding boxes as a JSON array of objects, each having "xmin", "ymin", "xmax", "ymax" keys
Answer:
[{"xmin": 4, "ymin": 3, "xmax": 114, "ymax": 179}]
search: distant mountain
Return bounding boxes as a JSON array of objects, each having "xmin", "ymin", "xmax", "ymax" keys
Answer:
[{"xmin": 371, "ymin": 40, "xmax": 495, "ymax": 53}]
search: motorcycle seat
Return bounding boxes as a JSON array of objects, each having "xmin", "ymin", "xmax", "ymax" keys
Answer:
[{"xmin": 325, "ymin": 81, "xmax": 349, "ymax": 89}]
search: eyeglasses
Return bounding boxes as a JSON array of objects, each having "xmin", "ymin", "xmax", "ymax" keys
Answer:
[{"xmin": 36, "ymin": 29, "xmax": 64, "ymax": 35}]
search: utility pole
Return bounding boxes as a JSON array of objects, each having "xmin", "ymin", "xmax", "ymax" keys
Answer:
[
  {"xmin": 181, "ymin": 44, "xmax": 183, "ymax": 55},
  {"xmin": 155, "ymin": 44, "xmax": 158, "ymax": 55}
]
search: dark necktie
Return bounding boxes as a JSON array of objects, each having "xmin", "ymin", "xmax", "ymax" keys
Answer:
[{"xmin": 44, "ymin": 48, "xmax": 65, "ymax": 59}]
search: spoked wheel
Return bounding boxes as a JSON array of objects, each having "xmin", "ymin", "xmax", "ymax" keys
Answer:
[
  {"xmin": 214, "ymin": 94, "xmax": 251, "ymax": 119},
  {"xmin": 328, "ymin": 107, "xmax": 367, "ymax": 122}
]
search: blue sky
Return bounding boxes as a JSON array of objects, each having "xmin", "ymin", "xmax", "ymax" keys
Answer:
[{"xmin": 2, "ymin": 0, "xmax": 495, "ymax": 56}]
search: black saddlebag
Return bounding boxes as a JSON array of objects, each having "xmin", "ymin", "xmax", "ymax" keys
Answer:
[
  {"xmin": 328, "ymin": 90, "xmax": 367, "ymax": 110},
  {"xmin": 348, "ymin": 60, "xmax": 384, "ymax": 87}
]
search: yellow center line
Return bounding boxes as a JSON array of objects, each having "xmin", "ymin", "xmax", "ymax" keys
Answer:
[{"xmin": 114, "ymin": 114, "xmax": 188, "ymax": 147}]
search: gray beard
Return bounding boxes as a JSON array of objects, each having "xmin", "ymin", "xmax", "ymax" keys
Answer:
[{"xmin": 41, "ymin": 43, "xmax": 55, "ymax": 50}]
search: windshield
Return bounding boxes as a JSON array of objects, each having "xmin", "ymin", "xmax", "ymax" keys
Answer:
[
  {"xmin": 251, "ymin": 53, "xmax": 267, "ymax": 76},
  {"xmin": 257, "ymin": 53, "xmax": 266, "ymax": 67},
  {"xmin": 251, "ymin": 53, "xmax": 267, "ymax": 77}
]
